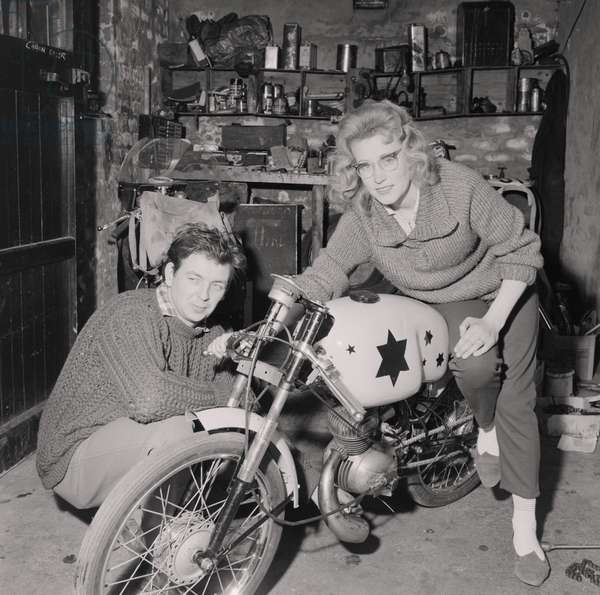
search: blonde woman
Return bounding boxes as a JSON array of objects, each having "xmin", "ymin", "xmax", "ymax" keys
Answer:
[{"xmin": 292, "ymin": 100, "xmax": 548, "ymax": 586}]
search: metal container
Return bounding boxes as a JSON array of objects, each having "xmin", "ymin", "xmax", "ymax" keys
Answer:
[
  {"xmin": 261, "ymin": 82, "xmax": 274, "ymax": 114},
  {"xmin": 517, "ymin": 77, "xmax": 533, "ymax": 112},
  {"xmin": 336, "ymin": 43, "xmax": 357, "ymax": 72},
  {"xmin": 409, "ymin": 24, "xmax": 427, "ymax": 72},
  {"xmin": 264, "ymin": 45, "xmax": 279, "ymax": 69},
  {"xmin": 305, "ymin": 98, "xmax": 318, "ymax": 117},
  {"xmin": 433, "ymin": 50, "xmax": 451, "ymax": 69},
  {"xmin": 282, "ymin": 23, "xmax": 301, "ymax": 70},
  {"xmin": 530, "ymin": 86, "xmax": 542, "ymax": 112},
  {"xmin": 299, "ymin": 42, "xmax": 317, "ymax": 70}
]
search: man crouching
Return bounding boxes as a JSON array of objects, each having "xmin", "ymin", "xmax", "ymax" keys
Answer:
[{"xmin": 36, "ymin": 223, "xmax": 246, "ymax": 509}]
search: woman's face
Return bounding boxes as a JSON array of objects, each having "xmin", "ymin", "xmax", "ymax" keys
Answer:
[{"xmin": 350, "ymin": 133, "xmax": 412, "ymax": 209}]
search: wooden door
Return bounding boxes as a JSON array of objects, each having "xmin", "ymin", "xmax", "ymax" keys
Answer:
[{"xmin": 0, "ymin": 34, "xmax": 76, "ymax": 471}]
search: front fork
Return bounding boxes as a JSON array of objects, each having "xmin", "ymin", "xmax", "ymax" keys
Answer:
[
  {"xmin": 203, "ymin": 301, "xmax": 349, "ymax": 562},
  {"xmin": 202, "ymin": 361, "xmax": 296, "ymax": 562}
]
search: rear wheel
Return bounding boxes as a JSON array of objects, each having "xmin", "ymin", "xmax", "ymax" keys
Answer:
[
  {"xmin": 407, "ymin": 381, "xmax": 479, "ymax": 507},
  {"xmin": 75, "ymin": 432, "xmax": 286, "ymax": 594}
]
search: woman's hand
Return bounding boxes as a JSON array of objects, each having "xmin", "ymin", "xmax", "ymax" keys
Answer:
[
  {"xmin": 453, "ymin": 317, "xmax": 500, "ymax": 359},
  {"xmin": 204, "ymin": 332, "xmax": 234, "ymax": 359}
]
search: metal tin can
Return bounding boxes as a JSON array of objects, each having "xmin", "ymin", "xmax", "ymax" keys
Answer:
[
  {"xmin": 261, "ymin": 82, "xmax": 274, "ymax": 114},
  {"xmin": 336, "ymin": 44, "xmax": 357, "ymax": 72},
  {"xmin": 530, "ymin": 87, "xmax": 542, "ymax": 112},
  {"xmin": 282, "ymin": 23, "xmax": 301, "ymax": 70}
]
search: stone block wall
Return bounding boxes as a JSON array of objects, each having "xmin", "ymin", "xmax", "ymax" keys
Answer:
[{"xmin": 91, "ymin": 0, "xmax": 170, "ymax": 309}]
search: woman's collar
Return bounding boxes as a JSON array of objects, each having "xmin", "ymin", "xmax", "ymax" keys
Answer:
[{"xmin": 369, "ymin": 183, "xmax": 458, "ymax": 246}]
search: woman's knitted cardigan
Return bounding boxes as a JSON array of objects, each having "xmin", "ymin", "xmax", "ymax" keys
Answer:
[
  {"xmin": 36, "ymin": 289, "xmax": 235, "ymax": 489},
  {"xmin": 296, "ymin": 159, "xmax": 543, "ymax": 303}
]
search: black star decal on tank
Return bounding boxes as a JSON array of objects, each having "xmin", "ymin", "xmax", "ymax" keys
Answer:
[
  {"xmin": 424, "ymin": 330, "xmax": 433, "ymax": 345},
  {"xmin": 346, "ymin": 345, "xmax": 356, "ymax": 354},
  {"xmin": 436, "ymin": 353, "xmax": 445, "ymax": 367},
  {"xmin": 376, "ymin": 330, "xmax": 409, "ymax": 386}
]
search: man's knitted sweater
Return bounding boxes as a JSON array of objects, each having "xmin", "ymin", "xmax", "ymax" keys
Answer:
[
  {"xmin": 37, "ymin": 289, "xmax": 235, "ymax": 490},
  {"xmin": 296, "ymin": 159, "xmax": 543, "ymax": 304}
]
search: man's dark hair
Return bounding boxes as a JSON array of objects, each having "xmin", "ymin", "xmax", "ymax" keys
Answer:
[{"xmin": 167, "ymin": 223, "xmax": 246, "ymax": 283}]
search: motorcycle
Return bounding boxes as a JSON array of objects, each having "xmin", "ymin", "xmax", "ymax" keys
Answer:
[{"xmin": 75, "ymin": 274, "xmax": 480, "ymax": 594}]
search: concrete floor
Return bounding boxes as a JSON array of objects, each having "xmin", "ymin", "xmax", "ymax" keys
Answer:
[{"xmin": 1, "ymin": 430, "xmax": 600, "ymax": 595}]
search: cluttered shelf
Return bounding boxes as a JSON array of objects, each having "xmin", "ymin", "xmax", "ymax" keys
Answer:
[
  {"xmin": 174, "ymin": 111, "xmax": 338, "ymax": 121},
  {"xmin": 169, "ymin": 66, "xmax": 348, "ymax": 76}
]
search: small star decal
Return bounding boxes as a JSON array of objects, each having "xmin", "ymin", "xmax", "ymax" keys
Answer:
[
  {"xmin": 422, "ymin": 359, "xmax": 427, "ymax": 367},
  {"xmin": 376, "ymin": 330, "xmax": 409, "ymax": 386},
  {"xmin": 436, "ymin": 353, "xmax": 445, "ymax": 367},
  {"xmin": 424, "ymin": 330, "xmax": 433, "ymax": 345},
  {"xmin": 346, "ymin": 345, "xmax": 356, "ymax": 354}
]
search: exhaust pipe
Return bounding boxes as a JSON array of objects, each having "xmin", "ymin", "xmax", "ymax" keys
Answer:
[{"xmin": 318, "ymin": 449, "xmax": 370, "ymax": 544}]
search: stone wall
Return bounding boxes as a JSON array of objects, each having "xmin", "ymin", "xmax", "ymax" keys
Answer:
[
  {"xmin": 559, "ymin": 0, "xmax": 600, "ymax": 315},
  {"xmin": 90, "ymin": 0, "xmax": 169, "ymax": 310}
]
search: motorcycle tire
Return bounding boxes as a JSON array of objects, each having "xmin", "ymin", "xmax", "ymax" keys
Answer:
[
  {"xmin": 406, "ymin": 382, "xmax": 480, "ymax": 507},
  {"xmin": 75, "ymin": 432, "xmax": 286, "ymax": 595}
]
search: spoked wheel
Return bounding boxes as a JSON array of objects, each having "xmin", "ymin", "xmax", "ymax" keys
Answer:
[
  {"xmin": 407, "ymin": 381, "xmax": 480, "ymax": 507},
  {"xmin": 76, "ymin": 432, "xmax": 286, "ymax": 594}
]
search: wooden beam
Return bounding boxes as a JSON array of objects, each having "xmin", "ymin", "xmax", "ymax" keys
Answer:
[{"xmin": 0, "ymin": 236, "xmax": 75, "ymax": 276}]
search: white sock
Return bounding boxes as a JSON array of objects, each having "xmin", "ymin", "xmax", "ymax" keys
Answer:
[
  {"xmin": 477, "ymin": 425, "xmax": 499, "ymax": 456},
  {"xmin": 512, "ymin": 495, "xmax": 544, "ymax": 560}
]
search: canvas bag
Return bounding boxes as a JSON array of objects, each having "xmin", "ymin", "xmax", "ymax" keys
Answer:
[{"xmin": 130, "ymin": 191, "xmax": 231, "ymax": 275}]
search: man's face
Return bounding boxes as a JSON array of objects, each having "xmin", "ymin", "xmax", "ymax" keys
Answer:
[{"xmin": 164, "ymin": 252, "xmax": 232, "ymax": 326}]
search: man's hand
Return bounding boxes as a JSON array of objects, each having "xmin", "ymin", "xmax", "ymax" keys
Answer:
[
  {"xmin": 204, "ymin": 332, "xmax": 234, "ymax": 359},
  {"xmin": 453, "ymin": 317, "xmax": 500, "ymax": 359}
]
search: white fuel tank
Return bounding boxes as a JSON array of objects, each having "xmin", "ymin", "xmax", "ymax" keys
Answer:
[{"xmin": 317, "ymin": 293, "xmax": 449, "ymax": 407}]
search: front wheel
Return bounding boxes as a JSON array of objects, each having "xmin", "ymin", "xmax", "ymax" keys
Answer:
[
  {"xmin": 406, "ymin": 381, "xmax": 480, "ymax": 507},
  {"xmin": 76, "ymin": 432, "xmax": 286, "ymax": 594}
]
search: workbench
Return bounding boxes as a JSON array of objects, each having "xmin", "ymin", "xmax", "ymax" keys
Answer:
[{"xmin": 169, "ymin": 166, "xmax": 329, "ymax": 259}]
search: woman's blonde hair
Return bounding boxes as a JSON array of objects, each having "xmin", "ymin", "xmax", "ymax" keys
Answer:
[{"xmin": 331, "ymin": 100, "xmax": 439, "ymax": 212}]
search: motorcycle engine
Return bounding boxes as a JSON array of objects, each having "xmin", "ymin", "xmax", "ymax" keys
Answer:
[
  {"xmin": 327, "ymin": 406, "xmax": 396, "ymax": 495},
  {"xmin": 327, "ymin": 406, "xmax": 378, "ymax": 456}
]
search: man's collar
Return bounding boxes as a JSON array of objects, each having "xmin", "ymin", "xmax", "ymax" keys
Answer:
[{"xmin": 155, "ymin": 285, "xmax": 209, "ymax": 334}]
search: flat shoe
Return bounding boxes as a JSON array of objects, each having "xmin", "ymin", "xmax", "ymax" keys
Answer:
[
  {"xmin": 515, "ymin": 551, "xmax": 551, "ymax": 586},
  {"xmin": 470, "ymin": 448, "xmax": 500, "ymax": 488}
]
